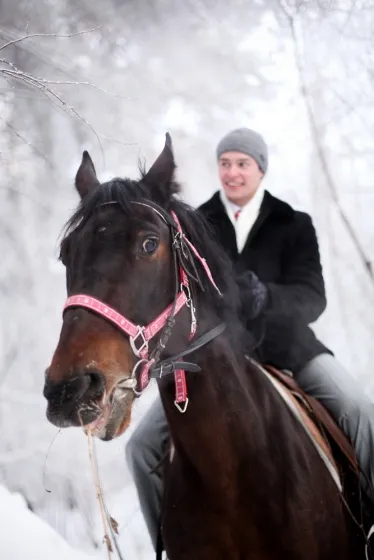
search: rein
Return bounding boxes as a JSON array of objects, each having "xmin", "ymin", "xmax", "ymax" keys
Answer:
[{"xmin": 63, "ymin": 202, "xmax": 224, "ymax": 413}]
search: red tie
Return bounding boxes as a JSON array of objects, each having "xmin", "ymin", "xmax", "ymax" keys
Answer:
[{"xmin": 234, "ymin": 209, "xmax": 241, "ymax": 220}]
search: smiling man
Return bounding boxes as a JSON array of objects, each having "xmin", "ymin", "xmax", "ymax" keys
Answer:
[
  {"xmin": 214, "ymin": 128, "xmax": 267, "ymax": 255},
  {"xmin": 217, "ymin": 128, "xmax": 266, "ymax": 206}
]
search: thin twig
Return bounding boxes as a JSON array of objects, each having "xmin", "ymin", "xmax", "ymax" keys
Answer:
[
  {"xmin": 43, "ymin": 429, "xmax": 63, "ymax": 493},
  {"xmin": 0, "ymin": 26, "xmax": 99, "ymax": 84},
  {"xmin": 1, "ymin": 64, "xmax": 103, "ymax": 158},
  {"xmin": 30, "ymin": 78, "xmax": 133, "ymax": 100},
  {"xmin": 87, "ymin": 429, "xmax": 113, "ymax": 560},
  {"xmin": 0, "ymin": 58, "xmax": 18, "ymax": 70},
  {"xmin": 1, "ymin": 63, "xmax": 137, "ymax": 153},
  {"xmin": 0, "ymin": 116, "xmax": 55, "ymax": 169},
  {"xmin": 0, "ymin": 58, "xmax": 134, "ymax": 100},
  {"xmin": 0, "ymin": 26, "xmax": 103, "ymax": 52}
]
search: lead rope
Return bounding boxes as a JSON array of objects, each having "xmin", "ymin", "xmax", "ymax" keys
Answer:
[{"xmin": 89, "ymin": 433, "xmax": 126, "ymax": 560}]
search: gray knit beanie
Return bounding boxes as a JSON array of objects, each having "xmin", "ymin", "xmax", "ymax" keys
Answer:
[{"xmin": 216, "ymin": 128, "xmax": 268, "ymax": 173}]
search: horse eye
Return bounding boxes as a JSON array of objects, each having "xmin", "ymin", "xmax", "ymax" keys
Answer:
[{"xmin": 141, "ymin": 237, "xmax": 159, "ymax": 254}]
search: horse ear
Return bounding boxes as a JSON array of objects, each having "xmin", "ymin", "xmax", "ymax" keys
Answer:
[
  {"xmin": 143, "ymin": 133, "xmax": 177, "ymax": 200},
  {"xmin": 75, "ymin": 151, "xmax": 100, "ymax": 199}
]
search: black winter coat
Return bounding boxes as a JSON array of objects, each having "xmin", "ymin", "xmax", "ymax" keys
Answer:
[{"xmin": 198, "ymin": 190, "xmax": 331, "ymax": 373}]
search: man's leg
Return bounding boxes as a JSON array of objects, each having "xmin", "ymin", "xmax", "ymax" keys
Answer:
[
  {"xmin": 125, "ymin": 396, "xmax": 169, "ymax": 550},
  {"xmin": 296, "ymin": 352, "xmax": 374, "ymax": 499}
]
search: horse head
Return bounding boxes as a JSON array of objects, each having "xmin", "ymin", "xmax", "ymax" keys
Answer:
[{"xmin": 44, "ymin": 134, "xmax": 229, "ymax": 440}]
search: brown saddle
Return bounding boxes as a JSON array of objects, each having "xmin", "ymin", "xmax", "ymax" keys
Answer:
[{"xmin": 263, "ymin": 364, "xmax": 359, "ymax": 476}]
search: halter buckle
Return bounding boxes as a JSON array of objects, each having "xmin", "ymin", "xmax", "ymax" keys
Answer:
[
  {"xmin": 180, "ymin": 283, "xmax": 196, "ymax": 335},
  {"xmin": 130, "ymin": 327, "xmax": 148, "ymax": 357},
  {"xmin": 172, "ymin": 231, "xmax": 182, "ymax": 248},
  {"xmin": 181, "ymin": 282, "xmax": 191, "ymax": 302}
]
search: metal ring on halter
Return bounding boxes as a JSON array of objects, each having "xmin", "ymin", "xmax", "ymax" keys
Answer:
[
  {"xmin": 174, "ymin": 398, "xmax": 189, "ymax": 413},
  {"xmin": 131, "ymin": 358, "xmax": 151, "ymax": 397}
]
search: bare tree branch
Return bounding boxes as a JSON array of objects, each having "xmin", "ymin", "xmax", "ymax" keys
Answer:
[
  {"xmin": 0, "ymin": 60, "xmax": 136, "ymax": 155},
  {"xmin": 0, "ymin": 58, "xmax": 133, "ymax": 100},
  {"xmin": 0, "ymin": 26, "xmax": 96, "ymax": 82},
  {"xmin": 279, "ymin": 0, "xmax": 374, "ymax": 282},
  {"xmin": 0, "ymin": 26, "xmax": 103, "ymax": 52},
  {"xmin": 0, "ymin": 25, "xmax": 138, "ymax": 161}
]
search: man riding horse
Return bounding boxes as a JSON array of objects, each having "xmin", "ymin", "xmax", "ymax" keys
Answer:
[
  {"xmin": 126, "ymin": 127, "xmax": 374, "ymax": 550},
  {"xmin": 44, "ymin": 130, "xmax": 374, "ymax": 558}
]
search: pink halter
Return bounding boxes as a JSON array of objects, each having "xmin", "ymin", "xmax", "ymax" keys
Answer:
[{"xmin": 63, "ymin": 208, "xmax": 221, "ymax": 413}]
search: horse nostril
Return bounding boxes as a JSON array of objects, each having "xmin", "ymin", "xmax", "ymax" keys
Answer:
[
  {"xmin": 83, "ymin": 371, "xmax": 105, "ymax": 400},
  {"xmin": 43, "ymin": 369, "xmax": 107, "ymax": 428},
  {"xmin": 43, "ymin": 370, "xmax": 106, "ymax": 410}
]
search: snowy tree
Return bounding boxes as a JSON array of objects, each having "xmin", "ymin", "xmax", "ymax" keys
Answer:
[{"xmin": 0, "ymin": 0, "xmax": 373, "ymax": 557}]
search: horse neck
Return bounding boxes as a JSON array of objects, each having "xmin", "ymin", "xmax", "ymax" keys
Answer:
[{"xmin": 158, "ymin": 328, "xmax": 261, "ymax": 481}]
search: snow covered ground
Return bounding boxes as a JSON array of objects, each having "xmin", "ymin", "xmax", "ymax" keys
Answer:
[{"xmin": 0, "ymin": 485, "xmax": 96, "ymax": 560}]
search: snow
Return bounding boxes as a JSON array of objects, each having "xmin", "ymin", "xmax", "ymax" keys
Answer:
[{"xmin": 0, "ymin": 485, "xmax": 95, "ymax": 560}]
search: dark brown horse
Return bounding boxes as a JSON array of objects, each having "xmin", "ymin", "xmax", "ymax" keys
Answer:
[{"xmin": 44, "ymin": 135, "xmax": 363, "ymax": 558}]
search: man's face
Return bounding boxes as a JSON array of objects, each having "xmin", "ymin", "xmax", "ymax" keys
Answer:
[{"xmin": 218, "ymin": 151, "xmax": 264, "ymax": 207}]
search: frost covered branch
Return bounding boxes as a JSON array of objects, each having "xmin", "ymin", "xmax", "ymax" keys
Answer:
[
  {"xmin": 0, "ymin": 28, "xmax": 136, "ymax": 154},
  {"xmin": 0, "ymin": 59, "xmax": 135, "ymax": 154},
  {"xmin": 0, "ymin": 26, "xmax": 103, "ymax": 51},
  {"xmin": 1, "ymin": 58, "xmax": 132, "ymax": 100}
]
